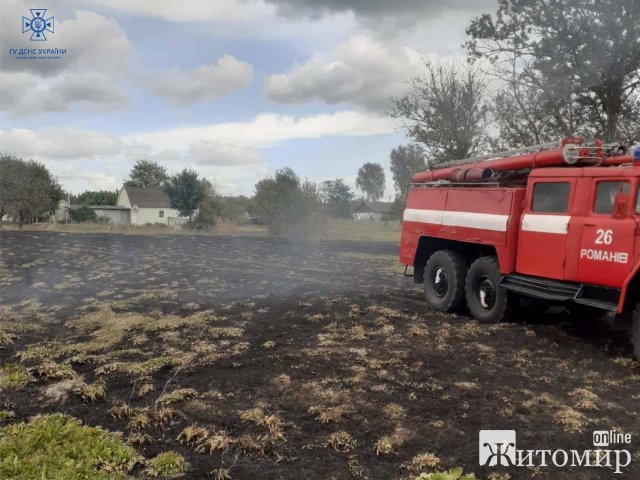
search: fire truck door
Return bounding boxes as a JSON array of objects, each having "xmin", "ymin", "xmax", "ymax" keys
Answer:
[
  {"xmin": 575, "ymin": 180, "xmax": 635, "ymax": 288},
  {"xmin": 517, "ymin": 180, "xmax": 573, "ymax": 280}
]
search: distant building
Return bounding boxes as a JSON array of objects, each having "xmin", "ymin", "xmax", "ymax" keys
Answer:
[
  {"xmin": 70, "ymin": 204, "xmax": 131, "ymax": 225},
  {"xmin": 116, "ymin": 186, "xmax": 185, "ymax": 226},
  {"xmin": 352, "ymin": 200, "xmax": 394, "ymax": 221}
]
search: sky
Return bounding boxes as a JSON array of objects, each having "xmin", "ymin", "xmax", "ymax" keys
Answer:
[{"xmin": 0, "ymin": 0, "xmax": 498, "ymax": 197}]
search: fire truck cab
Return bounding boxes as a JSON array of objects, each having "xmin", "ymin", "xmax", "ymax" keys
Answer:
[{"xmin": 400, "ymin": 139, "xmax": 640, "ymax": 358}]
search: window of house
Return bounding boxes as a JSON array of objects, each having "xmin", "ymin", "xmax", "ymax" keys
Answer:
[
  {"xmin": 159, "ymin": 210, "xmax": 164, "ymax": 218},
  {"xmin": 594, "ymin": 181, "xmax": 630, "ymax": 214},
  {"xmin": 531, "ymin": 182, "xmax": 570, "ymax": 213}
]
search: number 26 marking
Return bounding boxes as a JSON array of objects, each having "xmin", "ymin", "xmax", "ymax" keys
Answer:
[{"xmin": 595, "ymin": 229, "xmax": 613, "ymax": 245}]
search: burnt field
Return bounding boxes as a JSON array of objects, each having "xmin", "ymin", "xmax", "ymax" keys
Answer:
[{"xmin": 0, "ymin": 230, "xmax": 639, "ymax": 479}]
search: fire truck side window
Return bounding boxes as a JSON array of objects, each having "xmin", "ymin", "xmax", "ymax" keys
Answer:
[
  {"xmin": 594, "ymin": 181, "xmax": 630, "ymax": 214},
  {"xmin": 636, "ymin": 187, "xmax": 640, "ymax": 214},
  {"xmin": 531, "ymin": 182, "xmax": 570, "ymax": 213}
]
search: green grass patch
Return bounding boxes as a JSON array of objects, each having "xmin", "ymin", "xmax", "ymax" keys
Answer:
[
  {"xmin": 0, "ymin": 414, "xmax": 141, "ymax": 479},
  {"xmin": 144, "ymin": 451, "xmax": 189, "ymax": 478},
  {"xmin": 0, "ymin": 363, "xmax": 34, "ymax": 391}
]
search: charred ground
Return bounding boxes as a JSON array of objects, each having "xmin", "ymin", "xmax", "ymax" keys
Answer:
[{"xmin": 0, "ymin": 231, "xmax": 638, "ymax": 479}]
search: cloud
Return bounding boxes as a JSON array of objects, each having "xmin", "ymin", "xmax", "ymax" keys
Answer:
[
  {"xmin": 0, "ymin": 4, "xmax": 132, "ymax": 115},
  {"xmin": 264, "ymin": 0, "xmax": 497, "ymax": 24},
  {"xmin": 125, "ymin": 110, "xmax": 393, "ymax": 149},
  {"xmin": 0, "ymin": 72, "xmax": 128, "ymax": 115},
  {"xmin": 149, "ymin": 55, "xmax": 254, "ymax": 105},
  {"xmin": 0, "ymin": 127, "xmax": 123, "ymax": 159},
  {"xmin": 82, "ymin": 0, "xmax": 274, "ymax": 23},
  {"xmin": 266, "ymin": 35, "xmax": 430, "ymax": 111},
  {"xmin": 189, "ymin": 141, "xmax": 263, "ymax": 166}
]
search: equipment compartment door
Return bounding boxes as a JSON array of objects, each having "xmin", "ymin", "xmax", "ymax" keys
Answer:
[{"xmin": 517, "ymin": 180, "xmax": 574, "ymax": 280}]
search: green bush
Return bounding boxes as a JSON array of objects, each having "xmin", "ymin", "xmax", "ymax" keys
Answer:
[
  {"xmin": 0, "ymin": 414, "xmax": 141, "ymax": 479},
  {"xmin": 69, "ymin": 206, "xmax": 97, "ymax": 223},
  {"xmin": 145, "ymin": 451, "xmax": 189, "ymax": 478}
]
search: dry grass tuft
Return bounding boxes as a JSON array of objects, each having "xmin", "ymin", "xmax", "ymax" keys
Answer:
[
  {"xmin": 77, "ymin": 379, "xmax": 107, "ymax": 402},
  {"xmin": 195, "ymin": 430, "xmax": 233, "ymax": 454},
  {"xmin": 110, "ymin": 402, "xmax": 134, "ymax": 419},
  {"xmin": 209, "ymin": 327, "xmax": 244, "ymax": 339},
  {"xmin": 405, "ymin": 452, "xmax": 441, "ymax": 472},
  {"xmin": 554, "ymin": 406, "xmax": 589, "ymax": 433},
  {"xmin": 383, "ymin": 403, "xmax": 406, "ymax": 420},
  {"xmin": 326, "ymin": 431, "xmax": 356, "ymax": 452},
  {"xmin": 570, "ymin": 388, "xmax": 599, "ymax": 411},
  {"xmin": 309, "ymin": 404, "xmax": 353, "ymax": 424},
  {"xmin": 177, "ymin": 425, "xmax": 209, "ymax": 445},
  {"xmin": 157, "ymin": 388, "xmax": 198, "ymax": 406},
  {"xmin": 32, "ymin": 361, "xmax": 76, "ymax": 380},
  {"xmin": 374, "ymin": 435, "xmax": 394, "ymax": 455}
]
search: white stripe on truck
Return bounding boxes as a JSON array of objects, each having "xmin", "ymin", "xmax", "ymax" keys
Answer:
[
  {"xmin": 521, "ymin": 214, "xmax": 570, "ymax": 234},
  {"xmin": 403, "ymin": 208, "xmax": 509, "ymax": 232}
]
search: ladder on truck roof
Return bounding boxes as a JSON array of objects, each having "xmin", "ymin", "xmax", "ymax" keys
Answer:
[{"xmin": 435, "ymin": 139, "xmax": 626, "ymax": 169}]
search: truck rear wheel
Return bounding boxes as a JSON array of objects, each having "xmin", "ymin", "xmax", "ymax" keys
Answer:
[
  {"xmin": 466, "ymin": 256, "xmax": 513, "ymax": 323},
  {"xmin": 424, "ymin": 250, "xmax": 466, "ymax": 312},
  {"xmin": 632, "ymin": 304, "xmax": 640, "ymax": 360}
]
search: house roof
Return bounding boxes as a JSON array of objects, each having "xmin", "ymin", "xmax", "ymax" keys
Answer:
[
  {"xmin": 352, "ymin": 201, "xmax": 394, "ymax": 214},
  {"xmin": 123, "ymin": 186, "xmax": 172, "ymax": 208},
  {"xmin": 69, "ymin": 205, "xmax": 130, "ymax": 210}
]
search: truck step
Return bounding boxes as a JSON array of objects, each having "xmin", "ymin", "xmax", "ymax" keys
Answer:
[
  {"xmin": 500, "ymin": 274, "xmax": 621, "ymax": 311},
  {"xmin": 499, "ymin": 274, "xmax": 580, "ymax": 301},
  {"xmin": 573, "ymin": 298, "xmax": 618, "ymax": 312}
]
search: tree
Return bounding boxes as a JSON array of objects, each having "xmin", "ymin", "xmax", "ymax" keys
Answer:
[
  {"xmin": 164, "ymin": 169, "xmax": 206, "ymax": 221},
  {"xmin": 192, "ymin": 182, "xmax": 219, "ymax": 230},
  {"xmin": 356, "ymin": 163, "xmax": 385, "ymax": 201},
  {"xmin": 391, "ymin": 61, "xmax": 490, "ymax": 164},
  {"xmin": 217, "ymin": 196, "xmax": 250, "ymax": 222},
  {"xmin": 0, "ymin": 155, "xmax": 64, "ymax": 227},
  {"xmin": 389, "ymin": 144, "xmax": 426, "ymax": 196},
  {"xmin": 72, "ymin": 190, "xmax": 118, "ymax": 206},
  {"xmin": 320, "ymin": 179, "xmax": 354, "ymax": 218},
  {"xmin": 466, "ymin": 0, "xmax": 640, "ymax": 143},
  {"xmin": 125, "ymin": 159, "xmax": 168, "ymax": 188},
  {"xmin": 250, "ymin": 168, "xmax": 324, "ymax": 240}
]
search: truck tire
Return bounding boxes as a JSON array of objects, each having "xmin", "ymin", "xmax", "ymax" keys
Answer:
[
  {"xmin": 632, "ymin": 304, "xmax": 640, "ymax": 360},
  {"xmin": 465, "ymin": 256, "xmax": 513, "ymax": 323},
  {"xmin": 424, "ymin": 250, "xmax": 466, "ymax": 312}
]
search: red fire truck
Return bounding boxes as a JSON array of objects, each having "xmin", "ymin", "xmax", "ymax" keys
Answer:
[{"xmin": 399, "ymin": 138, "xmax": 640, "ymax": 358}]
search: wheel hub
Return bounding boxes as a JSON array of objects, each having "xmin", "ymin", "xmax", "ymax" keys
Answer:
[
  {"xmin": 432, "ymin": 267, "xmax": 448, "ymax": 297},
  {"xmin": 478, "ymin": 276, "xmax": 496, "ymax": 310}
]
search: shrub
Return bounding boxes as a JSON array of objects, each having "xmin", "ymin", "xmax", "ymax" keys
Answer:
[
  {"xmin": 0, "ymin": 414, "xmax": 141, "ymax": 479},
  {"xmin": 69, "ymin": 206, "xmax": 97, "ymax": 223},
  {"xmin": 144, "ymin": 451, "xmax": 188, "ymax": 478}
]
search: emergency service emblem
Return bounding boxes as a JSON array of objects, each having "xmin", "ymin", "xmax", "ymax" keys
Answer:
[{"xmin": 22, "ymin": 9, "xmax": 54, "ymax": 41}]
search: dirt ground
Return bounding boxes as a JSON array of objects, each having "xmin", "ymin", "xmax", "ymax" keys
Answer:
[{"xmin": 1, "ymin": 231, "xmax": 638, "ymax": 479}]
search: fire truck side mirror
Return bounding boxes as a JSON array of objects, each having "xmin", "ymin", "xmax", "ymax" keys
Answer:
[{"xmin": 612, "ymin": 192, "xmax": 632, "ymax": 219}]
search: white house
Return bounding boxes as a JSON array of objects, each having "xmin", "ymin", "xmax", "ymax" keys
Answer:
[
  {"xmin": 352, "ymin": 200, "xmax": 394, "ymax": 221},
  {"xmin": 116, "ymin": 186, "xmax": 183, "ymax": 226}
]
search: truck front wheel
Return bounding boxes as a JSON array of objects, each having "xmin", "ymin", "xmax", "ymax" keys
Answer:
[
  {"xmin": 466, "ymin": 256, "xmax": 513, "ymax": 323},
  {"xmin": 632, "ymin": 304, "xmax": 640, "ymax": 360},
  {"xmin": 424, "ymin": 250, "xmax": 466, "ymax": 312}
]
